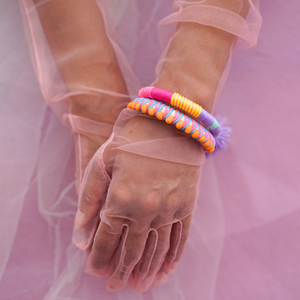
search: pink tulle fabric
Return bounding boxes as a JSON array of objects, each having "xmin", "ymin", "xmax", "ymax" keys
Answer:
[{"xmin": 1, "ymin": 0, "xmax": 300, "ymax": 299}]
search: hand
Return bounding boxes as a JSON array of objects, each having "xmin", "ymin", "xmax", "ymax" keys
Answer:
[
  {"xmin": 73, "ymin": 113, "xmax": 205, "ymax": 291},
  {"xmin": 68, "ymin": 62, "xmax": 129, "ymax": 191}
]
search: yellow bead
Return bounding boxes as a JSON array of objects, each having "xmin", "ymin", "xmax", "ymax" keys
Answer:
[
  {"xmin": 156, "ymin": 111, "xmax": 164, "ymax": 120},
  {"xmin": 171, "ymin": 94, "xmax": 176, "ymax": 106},
  {"xmin": 184, "ymin": 125, "xmax": 192, "ymax": 134},
  {"xmin": 141, "ymin": 104, "xmax": 148, "ymax": 113},
  {"xmin": 148, "ymin": 107, "xmax": 155, "ymax": 116},
  {"xmin": 191, "ymin": 130, "xmax": 199, "ymax": 138},
  {"xmin": 165, "ymin": 116, "xmax": 174, "ymax": 124},
  {"xmin": 176, "ymin": 120, "xmax": 184, "ymax": 129},
  {"xmin": 195, "ymin": 105, "xmax": 202, "ymax": 118},
  {"xmin": 182, "ymin": 98, "xmax": 188, "ymax": 111}
]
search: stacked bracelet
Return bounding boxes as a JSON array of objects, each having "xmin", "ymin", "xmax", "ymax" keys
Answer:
[
  {"xmin": 127, "ymin": 97, "xmax": 216, "ymax": 153},
  {"xmin": 138, "ymin": 86, "xmax": 230, "ymax": 153},
  {"xmin": 139, "ymin": 87, "xmax": 221, "ymax": 138}
]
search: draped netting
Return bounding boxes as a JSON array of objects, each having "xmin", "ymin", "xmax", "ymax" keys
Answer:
[{"xmin": 1, "ymin": 0, "xmax": 300, "ymax": 299}]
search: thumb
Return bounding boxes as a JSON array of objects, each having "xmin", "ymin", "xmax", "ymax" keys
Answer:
[
  {"xmin": 75, "ymin": 151, "xmax": 111, "ymax": 229},
  {"xmin": 72, "ymin": 150, "xmax": 110, "ymax": 250}
]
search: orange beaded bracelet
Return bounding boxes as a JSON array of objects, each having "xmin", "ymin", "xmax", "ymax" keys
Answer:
[{"xmin": 127, "ymin": 97, "xmax": 216, "ymax": 153}]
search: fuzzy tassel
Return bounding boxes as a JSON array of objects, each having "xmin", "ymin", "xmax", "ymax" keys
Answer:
[
  {"xmin": 215, "ymin": 126, "xmax": 231, "ymax": 152},
  {"xmin": 205, "ymin": 117, "xmax": 231, "ymax": 158}
]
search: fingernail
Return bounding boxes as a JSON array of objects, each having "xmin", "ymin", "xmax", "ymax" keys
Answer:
[
  {"xmin": 153, "ymin": 273, "xmax": 168, "ymax": 287},
  {"xmin": 85, "ymin": 265, "xmax": 107, "ymax": 277},
  {"xmin": 169, "ymin": 261, "xmax": 178, "ymax": 273},
  {"xmin": 156, "ymin": 272, "xmax": 165, "ymax": 281},
  {"xmin": 75, "ymin": 210, "xmax": 85, "ymax": 229},
  {"xmin": 84, "ymin": 266, "xmax": 94, "ymax": 275}
]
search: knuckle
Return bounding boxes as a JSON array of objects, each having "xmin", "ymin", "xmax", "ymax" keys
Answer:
[
  {"xmin": 141, "ymin": 198, "xmax": 157, "ymax": 211},
  {"xmin": 109, "ymin": 185, "xmax": 132, "ymax": 206},
  {"xmin": 140, "ymin": 192, "xmax": 160, "ymax": 211},
  {"xmin": 164, "ymin": 198, "xmax": 176, "ymax": 211}
]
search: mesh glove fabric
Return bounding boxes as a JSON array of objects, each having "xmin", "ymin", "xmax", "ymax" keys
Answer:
[{"xmin": 73, "ymin": 110, "xmax": 205, "ymax": 291}]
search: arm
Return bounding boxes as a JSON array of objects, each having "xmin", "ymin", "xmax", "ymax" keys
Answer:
[
  {"xmin": 34, "ymin": 0, "xmax": 128, "ymax": 123},
  {"xmin": 33, "ymin": 0, "xmax": 129, "ymax": 185},
  {"xmin": 154, "ymin": 0, "xmax": 250, "ymax": 112},
  {"xmin": 75, "ymin": 0, "xmax": 252, "ymax": 292}
]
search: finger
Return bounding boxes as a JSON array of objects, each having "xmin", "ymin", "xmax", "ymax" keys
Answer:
[
  {"xmin": 128, "ymin": 230, "xmax": 157, "ymax": 289},
  {"xmin": 152, "ymin": 263, "xmax": 168, "ymax": 287},
  {"xmin": 75, "ymin": 152, "xmax": 110, "ymax": 229},
  {"xmin": 85, "ymin": 218, "xmax": 124, "ymax": 277},
  {"xmin": 72, "ymin": 211, "xmax": 100, "ymax": 250},
  {"xmin": 72, "ymin": 150, "xmax": 110, "ymax": 250},
  {"xmin": 85, "ymin": 244, "xmax": 92, "ymax": 257},
  {"xmin": 164, "ymin": 214, "xmax": 193, "ymax": 274},
  {"xmin": 134, "ymin": 224, "xmax": 172, "ymax": 292},
  {"xmin": 106, "ymin": 224, "xmax": 148, "ymax": 291}
]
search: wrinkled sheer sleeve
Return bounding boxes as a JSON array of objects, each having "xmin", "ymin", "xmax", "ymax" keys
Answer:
[{"xmin": 20, "ymin": 0, "xmax": 261, "ymax": 111}]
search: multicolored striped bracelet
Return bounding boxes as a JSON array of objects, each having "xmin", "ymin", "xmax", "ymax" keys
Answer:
[
  {"xmin": 139, "ymin": 87, "xmax": 221, "ymax": 139},
  {"xmin": 127, "ymin": 97, "xmax": 216, "ymax": 153}
]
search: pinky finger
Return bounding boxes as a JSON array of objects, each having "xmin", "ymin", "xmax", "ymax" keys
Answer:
[{"xmin": 164, "ymin": 214, "xmax": 193, "ymax": 274}]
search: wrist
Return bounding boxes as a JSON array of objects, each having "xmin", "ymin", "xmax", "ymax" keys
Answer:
[
  {"xmin": 152, "ymin": 22, "xmax": 236, "ymax": 113},
  {"xmin": 122, "ymin": 116, "xmax": 180, "ymax": 141},
  {"xmin": 152, "ymin": 75, "xmax": 216, "ymax": 114},
  {"xmin": 69, "ymin": 62, "xmax": 129, "ymax": 124},
  {"xmin": 70, "ymin": 93, "xmax": 127, "ymax": 125},
  {"xmin": 120, "ymin": 114, "xmax": 202, "ymax": 154}
]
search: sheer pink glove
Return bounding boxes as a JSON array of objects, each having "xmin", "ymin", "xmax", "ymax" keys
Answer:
[
  {"xmin": 66, "ymin": 90, "xmax": 129, "ymax": 192},
  {"xmin": 64, "ymin": 113, "xmax": 112, "ymax": 192},
  {"xmin": 73, "ymin": 111, "xmax": 205, "ymax": 291}
]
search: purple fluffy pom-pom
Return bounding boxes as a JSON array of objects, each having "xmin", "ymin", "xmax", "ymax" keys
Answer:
[
  {"xmin": 205, "ymin": 117, "xmax": 231, "ymax": 158},
  {"xmin": 215, "ymin": 126, "xmax": 231, "ymax": 152}
]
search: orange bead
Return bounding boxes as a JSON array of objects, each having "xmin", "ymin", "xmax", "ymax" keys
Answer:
[
  {"xmin": 203, "ymin": 139, "xmax": 211, "ymax": 147},
  {"xmin": 141, "ymin": 104, "xmax": 148, "ymax": 113},
  {"xmin": 165, "ymin": 116, "xmax": 174, "ymax": 124},
  {"xmin": 184, "ymin": 125, "xmax": 192, "ymax": 134},
  {"xmin": 191, "ymin": 130, "xmax": 199, "ymax": 138},
  {"xmin": 127, "ymin": 102, "xmax": 133, "ymax": 109},
  {"xmin": 206, "ymin": 144, "xmax": 214, "ymax": 150},
  {"xmin": 176, "ymin": 120, "xmax": 184, "ymax": 129},
  {"xmin": 206, "ymin": 147, "xmax": 215, "ymax": 153},
  {"xmin": 156, "ymin": 111, "xmax": 164, "ymax": 120},
  {"xmin": 135, "ymin": 102, "xmax": 141, "ymax": 110},
  {"xmin": 148, "ymin": 107, "xmax": 155, "ymax": 116},
  {"xmin": 198, "ymin": 135, "xmax": 206, "ymax": 143}
]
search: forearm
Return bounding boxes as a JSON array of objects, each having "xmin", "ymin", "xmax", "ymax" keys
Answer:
[
  {"xmin": 34, "ymin": 0, "xmax": 128, "ymax": 123},
  {"xmin": 153, "ymin": 0, "xmax": 250, "ymax": 113}
]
